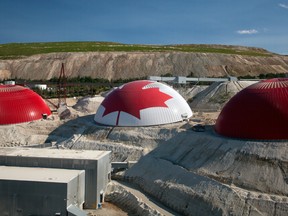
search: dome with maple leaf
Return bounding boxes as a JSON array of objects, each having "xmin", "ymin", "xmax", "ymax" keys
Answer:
[
  {"xmin": 215, "ymin": 78, "xmax": 288, "ymax": 140},
  {"xmin": 94, "ymin": 80, "xmax": 193, "ymax": 126},
  {"xmin": 0, "ymin": 85, "xmax": 51, "ymax": 125}
]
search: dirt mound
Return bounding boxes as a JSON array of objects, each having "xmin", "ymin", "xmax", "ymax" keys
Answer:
[
  {"xmin": 174, "ymin": 85, "xmax": 208, "ymax": 100},
  {"xmin": 124, "ymin": 127, "xmax": 288, "ymax": 216},
  {"xmin": 189, "ymin": 81, "xmax": 257, "ymax": 111},
  {"xmin": 72, "ymin": 96, "xmax": 104, "ymax": 113}
]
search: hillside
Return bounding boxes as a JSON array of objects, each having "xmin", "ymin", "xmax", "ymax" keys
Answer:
[
  {"xmin": 0, "ymin": 42, "xmax": 288, "ymax": 81},
  {"xmin": 1, "ymin": 92, "xmax": 288, "ymax": 215}
]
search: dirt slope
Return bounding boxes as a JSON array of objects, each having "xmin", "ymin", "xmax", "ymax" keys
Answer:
[
  {"xmin": 0, "ymin": 52, "xmax": 288, "ymax": 80},
  {"xmin": 124, "ymin": 127, "xmax": 288, "ymax": 216},
  {"xmin": 189, "ymin": 81, "xmax": 257, "ymax": 111}
]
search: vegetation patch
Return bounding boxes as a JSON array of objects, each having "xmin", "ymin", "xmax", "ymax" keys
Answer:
[
  {"xmin": 239, "ymin": 73, "xmax": 287, "ymax": 80},
  {"xmin": 5, "ymin": 76, "xmax": 147, "ymax": 99},
  {"xmin": 0, "ymin": 41, "xmax": 273, "ymax": 59}
]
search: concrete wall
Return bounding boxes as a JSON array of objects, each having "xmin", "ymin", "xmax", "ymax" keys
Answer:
[
  {"xmin": 97, "ymin": 153, "xmax": 111, "ymax": 204},
  {"xmin": 67, "ymin": 171, "xmax": 86, "ymax": 209},
  {"xmin": 0, "ymin": 168, "xmax": 85, "ymax": 216},
  {"xmin": 0, "ymin": 181, "xmax": 67, "ymax": 215}
]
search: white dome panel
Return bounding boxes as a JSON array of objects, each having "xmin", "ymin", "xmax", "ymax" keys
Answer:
[{"xmin": 94, "ymin": 80, "xmax": 192, "ymax": 126}]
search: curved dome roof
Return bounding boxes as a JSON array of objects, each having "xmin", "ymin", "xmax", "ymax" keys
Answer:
[
  {"xmin": 0, "ymin": 85, "xmax": 51, "ymax": 125},
  {"xmin": 94, "ymin": 80, "xmax": 193, "ymax": 126},
  {"xmin": 215, "ymin": 78, "xmax": 288, "ymax": 140}
]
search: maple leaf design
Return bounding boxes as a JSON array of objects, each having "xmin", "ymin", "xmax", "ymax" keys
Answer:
[{"xmin": 101, "ymin": 80, "xmax": 173, "ymax": 125}]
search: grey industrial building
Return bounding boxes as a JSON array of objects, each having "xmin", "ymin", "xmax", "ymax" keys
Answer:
[
  {"xmin": 0, "ymin": 147, "xmax": 111, "ymax": 209},
  {"xmin": 0, "ymin": 166, "xmax": 85, "ymax": 216}
]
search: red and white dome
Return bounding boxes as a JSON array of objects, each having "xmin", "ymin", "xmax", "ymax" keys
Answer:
[
  {"xmin": 0, "ymin": 85, "xmax": 51, "ymax": 125},
  {"xmin": 215, "ymin": 78, "xmax": 288, "ymax": 140},
  {"xmin": 94, "ymin": 80, "xmax": 193, "ymax": 126}
]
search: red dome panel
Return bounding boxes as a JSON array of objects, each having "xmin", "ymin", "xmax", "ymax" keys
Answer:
[
  {"xmin": 215, "ymin": 78, "xmax": 288, "ymax": 140},
  {"xmin": 0, "ymin": 85, "xmax": 51, "ymax": 125},
  {"xmin": 94, "ymin": 80, "xmax": 193, "ymax": 126}
]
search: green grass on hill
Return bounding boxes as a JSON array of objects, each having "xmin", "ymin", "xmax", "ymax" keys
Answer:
[{"xmin": 0, "ymin": 41, "xmax": 273, "ymax": 59}]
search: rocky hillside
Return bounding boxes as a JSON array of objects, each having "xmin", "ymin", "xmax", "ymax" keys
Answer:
[
  {"xmin": 0, "ymin": 46, "xmax": 288, "ymax": 81},
  {"xmin": 124, "ymin": 128, "xmax": 288, "ymax": 216}
]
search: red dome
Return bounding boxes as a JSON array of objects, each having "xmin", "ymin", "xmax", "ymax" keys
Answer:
[
  {"xmin": 215, "ymin": 78, "xmax": 288, "ymax": 140},
  {"xmin": 0, "ymin": 85, "xmax": 51, "ymax": 125}
]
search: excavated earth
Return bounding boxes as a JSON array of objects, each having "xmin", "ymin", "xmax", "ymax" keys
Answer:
[
  {"xmin": 0, "ymin": 51, "xmax": 288, "ymax": 80},
  {"xmin": 122, "ymin": 127, "xmax": 288, "ymax": 216},
  {"xmin": 0, "ymin": 82, "xmax": 288, "ymax": 215},
  {"xmin": 189, "ymin": 81, "xmax": 257, "ymax": 111}
]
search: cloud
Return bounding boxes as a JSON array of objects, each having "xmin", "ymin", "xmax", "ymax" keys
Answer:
[
  {"xmin": 236, "ymin": 29, "xmax": 258, "ymax": 34},
  {"xmin": 279, "ymin": 3, "xmax": 288, "ymax": 9}
]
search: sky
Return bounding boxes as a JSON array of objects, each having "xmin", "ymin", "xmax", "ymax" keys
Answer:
[{"xmin": 0, "ymin": 0, "xmax": 287, "ymax": 54}]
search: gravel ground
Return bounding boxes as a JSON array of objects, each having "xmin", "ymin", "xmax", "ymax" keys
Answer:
[{"xmin": 86, "ymin": 202, "xmax": 128, "ymax": 216}]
